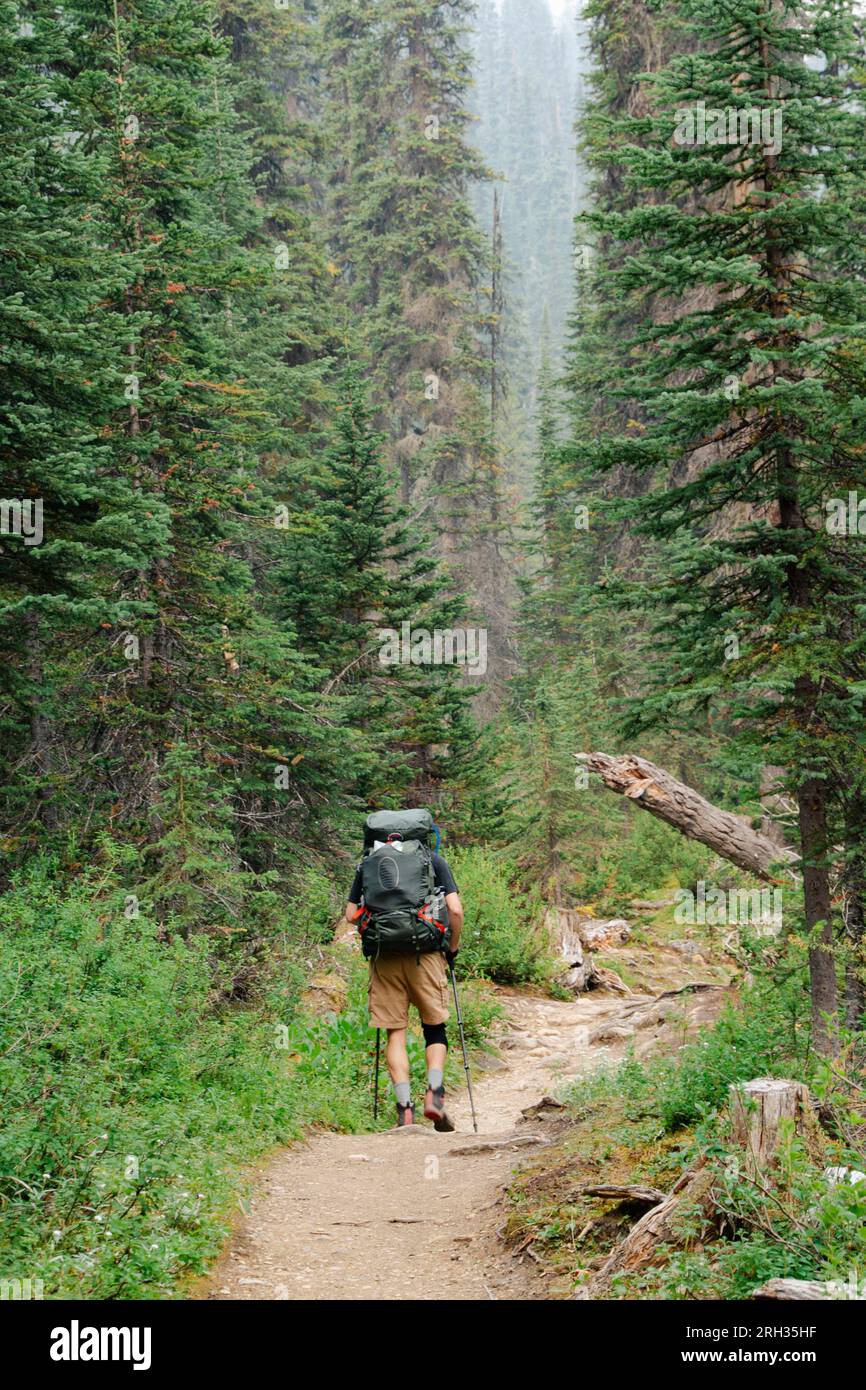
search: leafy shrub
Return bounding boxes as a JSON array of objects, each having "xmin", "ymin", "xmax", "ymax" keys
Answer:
[
  {"xmin": 0, "ymin": 850, "xmax": 505, "ymax": 1296},
  {"xmin": 587, "ymin": 809, "xmax": 715, "ymax": 913},
  {"xmin": 451, "ymin": 976, "xmax": 503, "ymax": 1050},
  {"xmin": 649, "ymin": 973, "xmax": 810, "ymax": 1131},
  {"xmin": 447, "ymin": 846, "xmax": 551, "ymax": 985},
  {"xmin": 0, "ymin": 855, "xmax": 378, "ymax": 1297},
  {"xmin": 614, "ymin": 1122, "xmax": 866, "ymax": 1301},
  {"xmin": 284, "ymin": 860, "xmax": 348, "ymax": 947},
  {"xmin": 287, "ymin": 959, "xmax": 416, "ymax": 1128},
  {"xmin": 555, "ymin": 959, "xmax": 864, "ymax": 1300}
]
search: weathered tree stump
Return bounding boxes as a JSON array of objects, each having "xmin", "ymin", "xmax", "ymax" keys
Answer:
[
  {"xmin": 728, "ymin": 1077, "xmax": 821, "ymax": 1173},
  {"xmin": 545, "ymin": 908, "xmax": 600, "ymax": 992}
]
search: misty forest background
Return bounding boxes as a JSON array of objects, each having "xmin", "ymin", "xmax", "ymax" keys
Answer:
[{"xmin": 3, "ymin": 0, "xmax": 866, "ymax": 1299}]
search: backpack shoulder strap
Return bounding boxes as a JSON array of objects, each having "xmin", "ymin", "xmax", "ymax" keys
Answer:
[{"xmin": 422, "ymin": 844, "xmax": 434, "ymax": 894}]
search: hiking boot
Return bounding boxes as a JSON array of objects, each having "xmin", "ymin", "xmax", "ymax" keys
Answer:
[
  {"xmin": 424, "ymin": 1085, "xmax": 455, "ymax": 1133},
  {"xmin": 396, "ymin": 1101, "xmax": 415, "ymax": 1127}
]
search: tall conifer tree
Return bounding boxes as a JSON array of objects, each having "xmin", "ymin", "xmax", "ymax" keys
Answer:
[{"xmin": 569, "ymin": 0, "xmax": 866, "ymax": 1051}]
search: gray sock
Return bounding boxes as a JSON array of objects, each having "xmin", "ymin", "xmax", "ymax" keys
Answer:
[
  {"xmin": 394, "ymin": 1081, "xmax": 411, "ymax": 1106},
  {"xmin": 427, "ymin": 1068, "xmax": 444, "ymax": 1091}
]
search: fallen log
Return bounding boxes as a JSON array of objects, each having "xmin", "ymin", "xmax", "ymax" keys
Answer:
[
  {"xmin": 576, "ymin": 1163, "xmax": 715, "ymax": 1298},
  {"xmin": 577, "ymin": 1183, "xmax": 667, "ymax": 1207},
  {"xmin": 751, "ymin": 1278, "xmax": 845, "ymax": 1301},
  {"xmin": 575, "ymin": 752, "xmax": 799, "ymax": 882}
]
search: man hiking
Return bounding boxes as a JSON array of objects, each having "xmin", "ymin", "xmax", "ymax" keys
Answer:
[{"xmin": 346, "ymin": 809, "xmax": 464, "ymax": 1130}]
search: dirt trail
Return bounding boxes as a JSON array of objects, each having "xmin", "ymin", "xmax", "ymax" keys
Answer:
[{"xmin": 199, "ymin": 989, "xmax": 649, "ymax": 1302}]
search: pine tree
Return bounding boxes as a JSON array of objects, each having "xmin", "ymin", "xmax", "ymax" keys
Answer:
[
  {"xmin": 317, "ymin": 0, "xmax": 514, "ymax": 703},
  {"xmin": 0, "ymin": 2, "xmax": 162, "ymax": 838},
  {"xmin": 275, "ymin": 363, "xmax": 479, "ymax": 808},
  {"xmin": 218, "ymin": 0, "xmax": 337, "ymax": 395},
  {"xmin": 471, "ymin": 0, "xmax": 583, "ymax": 389},
  {"xmin": 571, "ymin": 0, "xmax": 866, "ymax": 1052},
  {"xmin": 319, "ymin": 0, "xmax": 489, "ymax": 434},
  {"xmin": 19, "ymin": 0, "xmax": 348, "ymax": 872},
  {"xmin": 503, "ymin": 351, "xmax": 617, "ymax": 901}
]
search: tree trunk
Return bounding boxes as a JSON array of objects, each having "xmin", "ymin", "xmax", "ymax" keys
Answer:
[
  {"xmin": 575, "ymin": 752, "xmax": 799, "ymax": 880},
  {"xmin": 578, "ymin": 750, "xmax": 837, "ymax": 1051},
  {"xmin": 797, "ymin": 771, "xmax": 838, "ymax": 1058},
  {"xmin": 545, "ymin": 908, "xmax": 600, "ymax": 992},
  {"xmin": 842, "ymin": 795, "xmax": 866, "ymax": 1031},
  {"xmin": 751, "ymin": 1278, "xmax": 840, "ymax": 1301},
  {"xmin": 844, "ymin": 898, "xmax": 866, "ymax": 1032},
  {"xmin": 761, "ymin": 7, "xmax": 839, "ymax": 1056},
  {"xmin": 26, "ymin": 613, "xmax": 57, "ymax": 830}
]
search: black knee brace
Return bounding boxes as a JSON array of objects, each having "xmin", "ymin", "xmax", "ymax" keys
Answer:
[{"xmin": 422, "ymin": 1022, "xmax": 448, "ymax": 1050}]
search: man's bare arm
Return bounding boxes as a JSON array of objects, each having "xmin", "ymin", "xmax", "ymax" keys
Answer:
[{"xmin": 445, "ymin": 892, "xmax": 463, "ymax": 951}]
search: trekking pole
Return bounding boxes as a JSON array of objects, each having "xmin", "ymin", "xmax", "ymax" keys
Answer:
[
  {"xmin": 373, "ymin": 1027, "xmax": 381, "ymax": 1122},
  {"xmin": 448, "ymin": 962, "xmax": 478, "ymax": 1133}
]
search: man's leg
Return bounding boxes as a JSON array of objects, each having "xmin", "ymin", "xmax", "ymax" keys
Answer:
[
  {"xmin": 405, "ymin": 957, "xmax": 455, "ymax": 1131},
  {"xmin": 424, "ymin": 1040, "xmax": 446, "ymax": 1085},
  {"xmin": 385, "ymin": 1027, "xmax": 410, "ymax": 1086},
  {"xmin": 385, "ymin": 1027, "xmax": 414, "ymax": 1125},
  {"xmin": 369, "ymin": 958, "xmax": 413, "ymax": 1125},
  {"xmin": 422, "ymin": 1021, "xmax": 454, "ymax": 1132}
]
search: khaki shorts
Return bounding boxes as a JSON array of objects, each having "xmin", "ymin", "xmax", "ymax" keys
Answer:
[{"xmin": 368, "ymin": 952, "xmax": 450, "ymax": 1029}]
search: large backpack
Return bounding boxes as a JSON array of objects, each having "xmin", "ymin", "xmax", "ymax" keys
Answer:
[{"xmin": 357, "ymin": 809, "xmax": 450, "ymax": 960}]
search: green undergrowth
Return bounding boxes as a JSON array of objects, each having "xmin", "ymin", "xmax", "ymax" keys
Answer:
[
  {"xmin": 0, "ymin": 853, "xmax": 501, "ymax": 1298},
  {"xmin": 579, "ymin": 812, "xmax": 717, "ymax": 918},
  {"xmin": 446, "ymin": 845, "xmax": 557, "ymax": 985}
]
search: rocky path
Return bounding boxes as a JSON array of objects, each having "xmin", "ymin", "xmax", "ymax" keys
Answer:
[{"xmin": 197, "ymin": 989, "xmax": 649, "ymax": 1302}]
